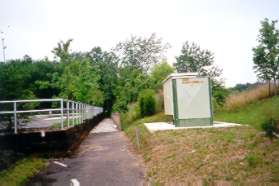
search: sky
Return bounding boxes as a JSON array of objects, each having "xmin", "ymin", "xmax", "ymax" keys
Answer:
[{"xmin": 0, "ymin": 0, "xmax": 278, "ymax": 87}]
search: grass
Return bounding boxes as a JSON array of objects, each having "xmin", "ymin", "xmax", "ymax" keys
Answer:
[
  {"xmin": 124, "ymin": 113, "xmax": 279, "ymax": 185},
  {"xmin": 215, "ymin": 95, "xmax": 279, "ymax": 129},
  {"xmin": 0, "ymin": 157, "xmax": 47, "ymax": 186},
  {"xmin": 224, "ymin": 84, "xmax": 277, "ymax": 111}
]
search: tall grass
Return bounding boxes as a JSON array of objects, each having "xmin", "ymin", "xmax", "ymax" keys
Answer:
[
  {"xmin": 224, "ymin": 83, "xmax": 278, "ymax": 111},
  {"xmin": 121, "ymin": 91, "xmax": 165, "ymax": 130}
]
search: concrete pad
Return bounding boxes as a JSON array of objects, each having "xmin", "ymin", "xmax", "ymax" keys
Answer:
[
  {"xmin": 144, "ymin": 121, "xmax": 242, "ymax": 133},
  {"xmin": 91, "ymin": 118, "xmax": 118, "ymax": 133}
]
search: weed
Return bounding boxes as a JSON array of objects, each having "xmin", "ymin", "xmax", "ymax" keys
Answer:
[
  {"xmin": 0, "ymin": 157, "xmax": 47, "ymax": 186},
  {"xmin": 245, "ymin": 153, "xmax": 261, "ymax": 168}
]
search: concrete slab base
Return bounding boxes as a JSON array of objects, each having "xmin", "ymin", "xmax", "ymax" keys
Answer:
[
  {"xmin": 91, "ymin": 118, "xmax": 118, "ymax": 133},
  {"xmin": 144, "ymin": 121, "xmax": 243, "ymax": 133}
]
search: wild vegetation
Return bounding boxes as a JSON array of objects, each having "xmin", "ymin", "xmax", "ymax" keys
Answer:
[
  {"xmin": 120, "ymin": 18, "xmax": 279, "ymax": 185},
  {"xmin": 223, "ymin": 83, "xmax": 278, "ymax": 111},
  {"xmin": 0, "ymin": 157, "xmax": 46, "ymax": 186},
  {"xmin": 1, "ymin": 18, "xmax": 279, "ymax": 185},
  {"xmin": 124, "ymin": 113, "xmax": 279, "ymax": 185}
]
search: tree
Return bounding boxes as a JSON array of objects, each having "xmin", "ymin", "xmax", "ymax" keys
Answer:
[
  {"xmin": 57, "ymin": 56, "xmax": 104, "ymax": 105},
  {"xmin": 174, "ymin": 41, "xmax": 222, "ymax": 80},
  {"xmin": 113, "ymin": 33, "xmax": 168, "ymax": 111},
  {"xmin": 253, "ymin": 18, "xmax": 279, "ymax": 95},
  {"xmin": 175, "ymin": 41, "xmax": 226, "ymax": 108},
  {"xmin": 149, "ymin": 60, "xmax": 174, "ymax": 89},
  {"xmin": 88, "ymin": 47, "xmax": 119, "ymax": 116},
  {"xmin": 52, "ymin": 39, "xmax": 73, "ymax": 63},
  {"xmin": 115, "ymin": 33, "xmax": 169, "ymax": 73},
  {"xmin": 113, "ymin": 67, "xmax": 149, "ymax": 112}
]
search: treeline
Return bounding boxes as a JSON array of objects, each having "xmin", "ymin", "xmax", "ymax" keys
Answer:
[{"xmin": 0, "ymin": 33, "xmax": 227, "ymax": 115}]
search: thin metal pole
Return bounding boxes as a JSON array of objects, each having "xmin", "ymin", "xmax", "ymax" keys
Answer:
[
  {"xmin": 71, "ymin": 101, "xmax": 74, "ymax": 126},
  {"xmin": 67, "ymin": 101, "xmax": 69, "ymax": 128},
  {"xmin": 79, "ymin": 103, "xmax": 81, "ymax": 124},
  {"xmin": 81, "ymin": 104, "xmax": 83, "ymax": 123},
  {"xmin": 1, "ymin": 38, "xmax": 6, "ymax": 63},
  {"xmin": 77, "ymin": 103, "xmax": 79, "ymax": 125},
  {"xmin": 75, "ymin": 102, "xmax": 77, "ymax": 125},
  {"xmin": 13, "ymin": 102, "xmax": 17, "ymax": 134},
  {"xmin": 60, "ymin": 99, "xmax": 64, "ymax": 129},
  {"xmin": 82, "ymin": 104, "xmax": 85, "ymax": 121}
]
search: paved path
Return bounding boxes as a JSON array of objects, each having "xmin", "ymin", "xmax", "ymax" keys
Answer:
[{"xmin": 27, "ymin": 118, "xmax": 145, "ymax": 186}]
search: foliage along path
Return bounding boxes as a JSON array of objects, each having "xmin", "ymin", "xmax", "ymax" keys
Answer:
[{"xmin": 27, "ymin": 118, "xmax": 145, "ymax": 186}]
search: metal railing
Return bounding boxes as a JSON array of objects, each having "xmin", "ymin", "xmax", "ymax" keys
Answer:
[{"xmin": 0, "ymin": 99, "xmax": 103, "ymax": 134}]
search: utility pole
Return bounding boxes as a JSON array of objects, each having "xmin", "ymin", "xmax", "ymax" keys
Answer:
[
  {"xmin": 1, "ymin": 36, "xmax": 6, "ymax": 63},
  {"xmin": 1, "ymin": 26, "xmax": 9, "ymax": 63}
]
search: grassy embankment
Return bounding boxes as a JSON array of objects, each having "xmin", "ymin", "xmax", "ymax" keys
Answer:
[
  {"xmin": 123, "ymin": 113, "xmax": 279, "ymax": 185},
  {"xmin": 0, "ymin": 157, "xmax": 47, "ymax": 186},
  {"xmin": 215, "ymin": 95, "xmax": 279, "ymax": 129},
  {"xmin": 215, "ymin": 85, "xmax": 279, "ymax": 129},
  {"xmin": 122, "ymin": 85, "xmax": 279, "ymax": 184}
]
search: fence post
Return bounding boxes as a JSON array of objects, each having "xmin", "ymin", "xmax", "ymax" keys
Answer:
[
  {"xmin": 77, "ymin": 103, "xmax": 79, "ymax": 125},
  {"xmin": 13, "ymin": 102, "xmax": 17, "ymax": 134},
  {"xmin": 85, "ymin": 105, "xmax": 87, "ymax": 119},
  {"xmin": 79, "ymin": 103, "xmax": 81, "ymax": 124},
  {"xmin": 81, "ymin": 103, "xmax": 84, "ymax": 123},
  {"xmin": 67, "ymin": 101, "xmax": 70, "ymax": 128},
  {"xmin": 71, "ymin": 101, "xmax": 75, "ymax": 125},
  {"xmin": 77, "ymin": 103, "xmax": 80, "ymax": 124},
  {"xmin": 75, "ymin": 102, "xmax": 77, "ymax": 125},
  {"xmin": 135, "ymin": 127, "xmax": 140, "ymax": 149},
  {"xmin": 60, "ymin": 99, "xmax": 64, "ymax": 129}
]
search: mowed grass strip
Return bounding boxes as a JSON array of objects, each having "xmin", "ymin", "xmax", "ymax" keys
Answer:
[
  {"xmin": 124, "ymin": 113, "xmax": 279, "ymax": 185},
  {"xmin": 0, "ymin": 157, "xmax": 47, "ymax": 186}
]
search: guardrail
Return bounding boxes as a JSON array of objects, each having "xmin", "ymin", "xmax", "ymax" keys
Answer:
[{"xmin": 0, "ymin": 99, "xmax": 103, "ymax": 134}]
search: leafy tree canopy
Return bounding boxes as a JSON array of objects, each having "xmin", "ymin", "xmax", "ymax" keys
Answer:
[
  {"xmin": 174, "ymin": 41, "xmax": 222, "ymax": 81},
  {"xmin": 115, "ymin": 33, "xmax": 169, "ymax": 73}
]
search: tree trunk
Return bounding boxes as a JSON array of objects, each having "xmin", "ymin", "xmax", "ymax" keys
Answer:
[
  {"xmin": 273, "ymin": 78, "xmax": 277, "ymax": 96},
  {"xmin": 268, "ymin": 80, "xmax": 271, "ymax": 97}
]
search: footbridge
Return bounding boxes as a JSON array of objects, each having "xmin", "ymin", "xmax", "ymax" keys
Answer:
[{"xmin": 0, "ymin": 99, "xmax": 104, "ymax": 152}]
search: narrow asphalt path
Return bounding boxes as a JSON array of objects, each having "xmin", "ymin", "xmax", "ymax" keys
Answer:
[{"xmin": 27, "ymin": 118, "xmax": 145, "ymax": 186}]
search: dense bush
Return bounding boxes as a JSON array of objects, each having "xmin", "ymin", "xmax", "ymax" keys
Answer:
[
  {"xmin": 138, "ymin": 89, "xmax": 156, "ymax": 117},
  {"xmin": 261, "ymin": 118, "xmax": 278, "ymax": 138}
]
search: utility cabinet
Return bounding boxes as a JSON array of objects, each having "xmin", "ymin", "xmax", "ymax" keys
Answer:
[{"xmin": 163, "ymin": 73, "xmax": 213, "ymax": 127}]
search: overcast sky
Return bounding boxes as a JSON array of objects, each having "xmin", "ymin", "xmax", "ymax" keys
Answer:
[{"xmin": 0, "ymin": 0, "xmax": 279, "ymax": 87}]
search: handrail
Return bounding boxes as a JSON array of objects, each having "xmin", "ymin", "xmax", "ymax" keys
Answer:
[
  {"xmin": 0, "ymin": 98, "xmax": 103, "ymax": 134},
  {"xmin": 0, "ymin": 98, "xmax": 63, "ymax": 103}
]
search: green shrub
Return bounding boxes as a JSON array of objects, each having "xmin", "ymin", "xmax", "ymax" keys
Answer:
[
  {"xmin": 245, "ymin": 154, "xmax": 261, "ymax": 168},
  {"xmin": 138, "ymin": 89, "xmax": 156, "ymax": 117},
  {"xmin": 261, "ymin": 118, "xmax": 278, "ymax": 138},
  {"xmin": 120, "ymin": 103, "xmax": 140, "ymax": 130},
  {"xmin": 155, "ymin": 90, "xmax": 164, "ymax": 113}
]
